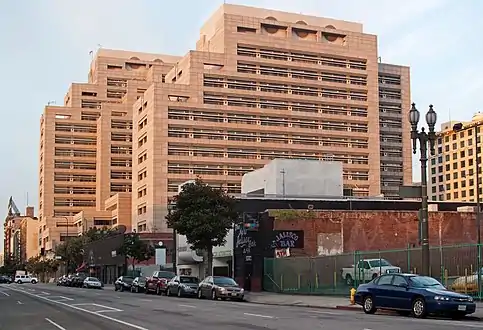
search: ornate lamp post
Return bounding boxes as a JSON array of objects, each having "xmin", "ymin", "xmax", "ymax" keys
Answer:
[{"xmin": 409, "ymin": 103, "xmax": 437, "ymax": 276}]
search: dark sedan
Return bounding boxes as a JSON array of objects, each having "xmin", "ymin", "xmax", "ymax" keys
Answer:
[
  {"xmin": 114, "ymin": 276, "xmax": 134, "ymax": 292},
  {"xmin": 0, "ymin": 276, "xmax": 12, "ymax": 284},
  {"xmin": 130, "ymin": 277, "xmax": 147, "ymax": 293},
  {"xmin": 355, "ymin": 273, "xmax": 476, "ymax": 318}
]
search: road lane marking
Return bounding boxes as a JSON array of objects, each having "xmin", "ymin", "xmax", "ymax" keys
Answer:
[
  {"xmin": 178, "ymin": 304, "xmax": 196, "ymax": 308},
  {"xmin": 40, "ymin": 291, "xmax": 50, "ymax": 295},
  {"xmin": 0, "ymin": 291, "xmax": 9, "ymax": 296},
  {"xmin": 49, "ymin": 296, "xmax": 74, "ymax": 301},
  {"xmin": 243, "ymin": 312, "xmax": 274, "ymax": 319},
  {"xmin": 139, "ymin": 299, "xmax": 152, "ymax": 302},
  {"xmin": 45, "ymin": 318, "xmax": 66, "ymax": 330},
  {"xmin": 8, "ymin": 288, "xmax": 148, "ymax": 330},
  {"xmin": 17, "ymin": 301, "xmax": 23, "ymax": 304},
  {"xmin": 311, "ymin": 310, "xmax": 342, "ymax": 315}
]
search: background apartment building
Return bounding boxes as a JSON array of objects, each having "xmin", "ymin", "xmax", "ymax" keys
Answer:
[
  {"xmin": 378, "ymin": 64, "xmax": 412, "ymax": 198},
  {"xmin": 38, "ymin": 49, "xmax": 180, "ymax": 253},
  {"xmin": 429, "ymin": 113, "xmax": 483, "ymax": 202},
  {"xmin": 130, "ymin": 4, "xmax": 413, "ymax": 233}
]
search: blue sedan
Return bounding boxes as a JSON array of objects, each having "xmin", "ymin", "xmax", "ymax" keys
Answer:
[{"xmin": 355, "ymin": 273, "xmax": 476, "ymax": 318}]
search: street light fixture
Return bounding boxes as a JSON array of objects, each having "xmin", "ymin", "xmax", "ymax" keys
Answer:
[
  {"xmin": 167, "ymin": 201, "xmax": 177, "ymax": 274},
  {"xmin": 409, "ymin": 103, "xmax": 437, "ymax": 276},
  {"xmin": 453, "ymin": 121, "xmax": 482, "ymax": 297}
]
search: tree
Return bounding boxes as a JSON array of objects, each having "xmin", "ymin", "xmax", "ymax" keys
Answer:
[
  {"xmin": 25, "ymin": 256, "xmax": 59, "ymax": 282},
  {"xmin": 118, "ymin": 233, "xmax": 155, "ymax": 271},
  {"xmin": 0, "ymin": 253, "xmax": 21, "ymax": 275},
  {"xmin": 166, "ymin": 178, "xmax": 239, "ymax": 276}
]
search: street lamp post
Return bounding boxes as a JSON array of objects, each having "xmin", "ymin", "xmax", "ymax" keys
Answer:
[
  {"xmin": 453, "ymin": 122, "xmax": 482, "ymax": 297},
  {"xmin": 409, "ymin": 103, "xmax": 438, "ymax": 276},
  {"xmin": 167, "ymin": 202, "xmax": 177, "ymax": 274}
]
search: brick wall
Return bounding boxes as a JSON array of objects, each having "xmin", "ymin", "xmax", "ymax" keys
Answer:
[{"xmin": 273, "ymin": 210, "xmax": 477, "ymax": 256}]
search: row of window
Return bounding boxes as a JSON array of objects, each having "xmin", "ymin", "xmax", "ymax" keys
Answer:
[
  {"xmin": 111, "ymin": 171, "xmax": 132, "ymax": 180},
  {"xmin": 54, "ymin": 174, "xmax": 96, "ymax": 182},
  {"xmin": 54, "ymin": 186, "xmax": 96, "ymax": 195},
  {"xmin": 203, "ymin": 93, "xmax": 367, "ymax": 113},
  {"xmin": 53, "ymin": 198, "xmax": 96, "ymax": 207},
  {"xmin": 55, "ymin": 148, "xmax": 96, "ymax": 158},
  {"xmin": 54, "ymin": 161, "xmax": 96, "ymax": 170},
  {"xmin": 167, "ymin": 109, "xmax": 368, "ymax": 132},
  {"xmin": 55, "ymin": 135, "xmax": 97, "ymax": 146},
  {"xmin": 167, "ymin": 181, "xmax": 241, "ymax": 194},
  {"xmin": 111, "ymin": 183, "xmax": 132, "ymax": 193},
  {"xmin": 55, "ymin": 123, "xmax": 97, "ymax": 134},
  {"xmin": 378, "ymin": 75, "xmax": 401, "ymax": 86},
  {"xmin": 167, "ymin": 127, "xmax": 368, "ymax": 149},
  {"xmin": 167, "ymin": 145, "xmax": 369, "ymax": 164},
  {"xmin": 236, "ymin": 45, "xmax": 367, "ymax": 70}
]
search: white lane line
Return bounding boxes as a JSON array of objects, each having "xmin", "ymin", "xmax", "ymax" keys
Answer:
[
  {"xmin": 243, "ymin": 312, "xmax": 274, "ymax": 319},
  {"xmin": 17, "ymin": 301, "xmax": 23, "ymax": 304},
  {"xmin": 139, "ymin": 299, "xmax": 152, "ymax": 302},
  {"xmin": 45, "ymin": 318, "xmax": 67, "ymax": 330},
  {"xmin": 40, "ymin": 291, "xmax": 50, "ymax": 295},
  {"xmin": 8, "ymin": 288, "xmax": 148, "ymax": 330},
  {"xmin": 178, "ymin": 304, "xmax": 196, "ymax": 308},
  {"xmin": 49, "ymin": 296, "xmax": 74, "ymax": 301},
  {"xmin": 0, "ymin": 291, "xmax": 9, "ymax": 296},
  {"xmin": 311, "ymin": 310, "xmax": 342, "ymax": 315}
]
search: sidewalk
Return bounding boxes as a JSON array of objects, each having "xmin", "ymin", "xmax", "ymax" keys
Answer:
[{"xmin": 244, "ymin": 292, "xmax": 483, "ymax": 320}]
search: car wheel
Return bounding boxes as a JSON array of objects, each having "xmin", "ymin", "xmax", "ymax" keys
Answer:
[
  {"xmin": 156, "ymin": 287, "xmax": 160, "ymax": 295},
  {"xmin": 211, "ymin": 290, "xmax": 217, "ymax": 300},
  {"xmin": 197, "ymin": 289, "xmax": 203, "ymax": 299},
  {"xmin": 177, "ymin": 288, "xmax": 182, "ymax": 297},
  {"xmin": 362, "ymin": 295, "xmax": 376, "ymax": 314},
  {"xmin": 412, "ymin": 298, "xmax": 427, "ymax": 318},
  {"xmin": 136, "ymin": 286, "xmax": 139, "ymax": 293},
  {"xmin": 16, "ymin": 280, "xmax": 22, "ymax": 284},
  {"xmin": 166, "ymin": 288, "xmax": 171, "ymax": 297},
  {"xmin": 120, "ymin": 286, "xmax": 124, "ymax": 292},
  {"xmin": 31, "ymin": 280, "xmax": 37, "ymax": 284},
  {"xmin": 345, "ymin": 275, "xmax": 354, "ymax": 286}
]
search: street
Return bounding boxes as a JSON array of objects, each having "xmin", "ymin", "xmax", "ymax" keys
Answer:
[{"xmin": 2, "ymin": 284, "xmax": 483, "ymax": 329}]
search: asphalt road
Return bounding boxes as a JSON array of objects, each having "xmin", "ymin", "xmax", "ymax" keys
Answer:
[{"xmin": 2, "ymin": 283, "xmax": 483, "ymax": 329}]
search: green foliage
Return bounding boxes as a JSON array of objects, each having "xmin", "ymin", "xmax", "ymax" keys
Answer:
[
  {"xmin": 166, "ymin": 178, "xmax": 239, "ymax": 275},
  {"xmin": 0, "ymin": 253, "xmax": 22, "ymax": 275},
  {"xmin": 25, "ymin": 256, "xmax": 59, "ymax": 276},
  {"xmin": 118, "ymin": 233, "xmax": 155, "ymax": 270},
  {"xmin": 269, "ymin": 209, "xmax": 317, "ymax": 221}
]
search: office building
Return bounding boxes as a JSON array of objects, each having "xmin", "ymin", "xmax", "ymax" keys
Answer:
[
  {"xmin": 38, "ymin": 49, "xmax": 181, "ymax": 253},
  {"xmin": 429, "ymin": 113, "xmax": 483, "ymax": 201},
  {"xmin": 130, "ymin": 4, "xmax": 413, "ymax": 233}
]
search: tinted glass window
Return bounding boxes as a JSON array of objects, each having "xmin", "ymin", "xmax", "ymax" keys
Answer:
[
  {"xmin": 157, "ymin": 271, "xmax": 175, "ymax": 279},
  {"xmin": 392, "ymin": 276, "xmax": 408, "ymax": 286},
  {"xmin": 409, "ymin": 276, "xmax": 444, "ymax": 289},
  {"xmin": 123, "ymin": 277, "xmax": 134, "ymax": 283},
  {"xmin": 180, "ymin": 276, "xmax": 199, "ymax": 283},
  {"xmin": 213, "ymin": 277, "xmax": 238, "ymax": 286},
  {"xmin": 369, "ymin": 259, "xmax": 392, "ymax": 267},
  {"xmin": 376, "ymin": 275, "xmax": 393, "ymax": 285}
]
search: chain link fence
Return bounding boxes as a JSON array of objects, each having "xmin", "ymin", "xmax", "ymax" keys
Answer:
[{"xmin": 263, "ymin": 244, "xmax": 483, "ymax": 297}]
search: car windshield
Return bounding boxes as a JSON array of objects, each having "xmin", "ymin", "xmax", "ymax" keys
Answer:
[
  {"xmin": 213, "ymin": 277, "xmax": 238, "ymax": 286},
  {"xmin": 180, "ymin": 276, "xmax": 199, "ymax": 284},
  {"xmin": 369, "ymin": 259, "xmax": 392, "ymax": 267},
  {"xmin": 158, "ymin": 272, "xmax": 175, "ymax": 279},
  {"xmin": 87, "ymin": 277, "xmax": 100, "ymax": 282},
  {"xmin": 138, "ymin": 277, "xmax": 146, "ymax": 283},
  {"xmin": 123, "ymin": 277, "xmax": 134, "ymax": 283},
  {"xmin": 410, "ymin": 276, "xmax": 445, "ymax": 289}
]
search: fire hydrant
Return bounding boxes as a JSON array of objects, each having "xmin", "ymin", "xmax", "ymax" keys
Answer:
[{"xmin": 350, "ymin": 287, "xmax": 356, "ymax": 305}]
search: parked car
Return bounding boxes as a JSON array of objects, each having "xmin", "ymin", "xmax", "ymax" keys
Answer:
[
  {"xmin": 56, "ymin": 275, "xmax": 67, "ymax": 286},
  {"xmin": 341, "ymin": 258, "xmax": 401, "ymax": 286},
  {"xmin": 15, "ymin": 274, "xmax": 38, "ymax": 284},
  {"xmin": 71, "ymin": 273, "xmax": 88, "ymax": 287},
  {"xmin": 145, "ymin": 271, "xmax": 175, "ymax": 295},
  {"xmin": 197, "ymin": 276, "xmax": 244, "ymax": 301},
  {"xmin": 83, "ymin": 277, "xmax": 103, "ymax": 289},
  {"xmin": 115, "ymin": 276, "xmax": 134, "ymax": 292},
  {"xmin": 130, "ymin": 277, "xmax": 147, "ymax": 293},
  {"xmin": 166, "ymin": 276, "xmax": 199, "ymax": 297},
  {"xmin": 355, "ymin": 273, "xmax": 476, "ymax": 319},
  {"xmin": 0, "ymin": 275, "xmax": 12, "ymax": 284}
]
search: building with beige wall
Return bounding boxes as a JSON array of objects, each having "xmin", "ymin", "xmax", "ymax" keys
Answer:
[
  {"xmin": 38, "ymin": 50, "xmax": 180, "ymax": 253},
  {"xmin": 429, "ymin": 113, "xmax": 483, "ymax": 202},
  {"xmin": 130, "ymin": 4, "xmax": 412, "ymax": 233},
  {"xmin": 38, "ymin": 4, "xmax": 412, "ymax": 250},
  {"xmin": 3, "ymin": 205, "xmax": 38, "ymax": 263}
]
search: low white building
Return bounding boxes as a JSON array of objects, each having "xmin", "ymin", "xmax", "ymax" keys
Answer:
[
  {"xmin": 241, "ymin": 158, "xmax": 343, "ymax": 198},
  {"xmin": 176, "ymin": 230, "xmax": 233, "ymax": 278}
]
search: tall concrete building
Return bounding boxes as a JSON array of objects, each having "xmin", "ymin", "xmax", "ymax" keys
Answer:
[
  {"xmin": 429, "ymin": 113, "xmax": 483, "ymax": 202},
  {"xmin": 378, "ymin": 64, "xmax": 412, "ymax": 198},
  {"xmin": 130, "ymin": 4, "xmax": 412, "ymax": 233},
  {"xmin": 38, "ymin": 49, "xmax": 180, "ymax": 253}
]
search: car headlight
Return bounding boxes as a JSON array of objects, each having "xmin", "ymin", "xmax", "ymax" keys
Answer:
[
  {"xmin": 219, "ymin": 287, "xmax": 226, "ymax": 292},
  {"xmin": 240, "ymin": 288, "xmax": 244, "ymax": 293},
  {"xmin": 468, "ymin": 296, "xmax": 474, "ymax": 302},
  {"xmin": 434, "ymin": 296, "xmax": 450, "ymax": 301}
]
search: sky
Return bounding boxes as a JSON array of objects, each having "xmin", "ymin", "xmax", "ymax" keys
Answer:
[{"xmin": 0, "ymin": 0, "xmax": 482, "ymax": 248}]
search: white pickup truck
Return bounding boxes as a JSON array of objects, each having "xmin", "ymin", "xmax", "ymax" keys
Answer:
[{"xmin": 341, "ymin": 258, "xmax": 401, "ymax": 286}]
